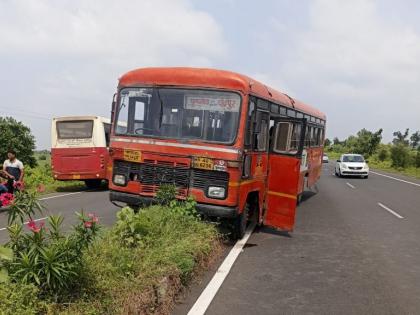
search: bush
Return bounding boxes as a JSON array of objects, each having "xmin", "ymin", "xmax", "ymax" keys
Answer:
[
  {"xmin": 0, "ymin": 282, "xmax": 42, "ymax": 315},
  {"xmin": 390, "ymin": 144, "xmax": 411, "ymax": 168},
  {"xmin": 377, "ymin": 147, "xmax": 388, "ymax": 162},
  {"xmin": 38, "ymin": 155, "xmax": 47, "ymax": 161},
  {"xmin": 6, "ymin": 211, "xmax": 100, "ymax": 299}
]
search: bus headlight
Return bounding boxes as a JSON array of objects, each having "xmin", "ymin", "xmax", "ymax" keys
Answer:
[
  {"xmin": 207, "ymin": 186, "xmax": 226, "ymax": 199},
  {"xmin": 113, "ymin": 174, "xmax": 127, "ymax": 186}
]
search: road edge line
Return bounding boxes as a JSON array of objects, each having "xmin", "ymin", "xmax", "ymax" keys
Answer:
[
  {"xmin": 39, "ymin": 191, "xmax": 83, "ymax": 201},
  {"xmin": 371, "ymin": 171, "xmax": 420, "ymax": 188},
  {"xmin": 187, "ymin": 225, "xmax": 254, "ymax": 315}
]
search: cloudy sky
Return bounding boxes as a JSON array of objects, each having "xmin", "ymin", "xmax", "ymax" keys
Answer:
[{"xmin": 1, "ymin": 0, "xmax": 419, "ymax": 149}]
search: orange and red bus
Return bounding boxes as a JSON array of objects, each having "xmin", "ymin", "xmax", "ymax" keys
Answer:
[
  {"xmin": 51, "ymin": 116, "xmax": 111, "ymax": 188},
  {"xmin": 108, "ymin": 68, "xmax": 326, "ymax": 238}
]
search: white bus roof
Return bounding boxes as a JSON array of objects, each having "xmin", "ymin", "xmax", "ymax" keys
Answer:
[{"xmin": 52, "ymin": 116, "xmax": 110, "ymax": 124}]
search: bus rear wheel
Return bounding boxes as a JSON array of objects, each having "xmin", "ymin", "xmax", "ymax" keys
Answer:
[{"xmin": 84, "ymin": 179, "xmax": 102, "ymax": 189}]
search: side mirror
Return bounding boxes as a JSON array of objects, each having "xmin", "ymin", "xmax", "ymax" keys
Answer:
[{"xmin": 337, "ymin": 159, "xmax": 341, "ymax": 162}]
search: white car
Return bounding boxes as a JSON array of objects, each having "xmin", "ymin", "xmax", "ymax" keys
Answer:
[
  {"xmin": 335, "ymin": 154, "xmax": 369, "ymax": 178},
  {"xmin": 322, "ymin": 154, "xmax": 329, "ymax": 163}
]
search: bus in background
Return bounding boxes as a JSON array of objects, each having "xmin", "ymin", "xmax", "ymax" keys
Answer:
[
  {"xmin": 51, "ymin": 116, "xmax": 111, "ymax": 188},
  {"xmin": 108, "ymin": 68, "xmax": 326, "ymax": 238}
]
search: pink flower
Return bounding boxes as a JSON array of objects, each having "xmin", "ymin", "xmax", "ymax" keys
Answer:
[
  {"xmin": 13, "ymin": 181, "xmax": 24, "ymax": 190},
  {"xmin": 0, "ymin": 193, "xmax": 14, "ymax": 206},
  {"xmin": 27, "ymin": 220, "xmax": 44, "ymax": 233},
  {"xmin": 88, "ymin": 213, "xmax": 94, "ymax": 218},
  {"xmin": 36, "ymin": 184, "xmax": 46, "ymax": 193},
  {"xmin": 84, "ymin": 221, "xmax": 92, "ymax": 228},
  {"xmin": 92, "ymin": 216, "xmax": 99, "ymax": 223}
]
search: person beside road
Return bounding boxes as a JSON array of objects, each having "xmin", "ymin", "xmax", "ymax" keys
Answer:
[{"xmin": 2, "ymin": 149, "xmax": 24, "ymax": 192}]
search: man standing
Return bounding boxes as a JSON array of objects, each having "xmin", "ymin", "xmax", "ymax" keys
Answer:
[{"xmin": 3, "ymin": 149, "xmax": 24, "ymax": 192}]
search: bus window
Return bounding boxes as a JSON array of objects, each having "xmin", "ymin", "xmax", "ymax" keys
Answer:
[
  {"xmin": 290, "ymin": 124, "xmax": 302, "ymax": 151},
  {"xmin": 104, "ymin": 123, "xmax": 111, "ymax": 147},
  {"xmin": 56, "ymin": 120, "xmax": 93, "ymax": 139},
  {"xmin": 244, "ymin": 99, "xmax": 255, "ymax": 147},
  {"xmin": 287, "ymin": 109, "xmax": 296, "ymax": 117},
  {"xmin": 256, "ymin": 119, "xmax": 268, "ymax": 151},
  {"xmin": 253, "ymin": 111, "xmax": 269, "ymax": 151},
  {"xmin": 305, "ymin": 126, "xmax": 312, "ymax": 147},
  {"xmin": 280, "ymin": 106, "xmax": 287, "ymax": 116},
  {"xmin": 274, "ymin": 122, "xmax": 292, "ymax": 152}
]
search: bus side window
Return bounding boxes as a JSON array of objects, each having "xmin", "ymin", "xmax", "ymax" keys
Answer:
[
  {"xmin": 104, "ymin": 123, "xmax": 111, "ymax": 147},
  {"xmin": 244, "ymin": 99, "xmax": 255, "ymax": 148},
  {"xmin": 253, "ymin": 111, "xmax": 269, "ymax": 152},
  {"xmin": 274, "ymin": 122, "xmax": 292, "ymax": 152},
  {"xmin": 273, "ymin": 122, "xmax": 302, "ymax": 154}
]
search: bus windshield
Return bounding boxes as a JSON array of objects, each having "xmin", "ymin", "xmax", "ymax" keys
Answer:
[
  {"xmin": 115, "ymin": 88, "xmax": 241, "ymax": 144},
  {"xmin": 57, "ymin": 120, "xmax": 93, "ymax": 139}
]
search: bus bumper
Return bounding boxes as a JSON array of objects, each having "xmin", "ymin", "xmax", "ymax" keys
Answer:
[{"xmin": 109, "ymin": 190, "xmax": 238, "ymax": 218}]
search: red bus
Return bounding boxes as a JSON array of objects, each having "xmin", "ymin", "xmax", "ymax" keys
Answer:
[
  {"xmin": 51, "ymin": 116, "xmax": 111, "ymax": 188},
  {"xmin": 108, "ymin": 68, "xmax": 326, "ymax": 238}
]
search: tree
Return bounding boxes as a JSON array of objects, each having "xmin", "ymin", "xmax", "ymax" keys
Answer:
[
  {"xmin": 333, "ymin": 137, "xmax": 341, "ymax": 145},
  {"xmin": 354, "ymin": 128, "xmax": 383, "ymax": 157},
  {"xmin": 324, "ymin": 138, "xmax": 331, "ymax": 147},
  {"xmin": 416, "ymin": 147, "xmax": 420, "ymax": 169},
  {"xmin": 392, "ymin": 129, "xmax": 410, "ymax": 146},
  {"xmin": 410, "ymin": 131, "xmax": 420, "ymax": 149},
  {"xmin": 390, "ymin": 144, "xmax": 410, "ymax": 169},
  {"xmin": 0, "ymin": 117, "xmax": 37, "ymax": 167}
]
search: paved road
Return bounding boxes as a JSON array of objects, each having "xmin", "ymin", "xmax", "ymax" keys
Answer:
[
  {"xmin": 0, "ymin": 188, "xmax": 120, "ymax": 243},
  {"xmin": 174, "ymin": 163, "xmax": 420, "ymax": 315}
]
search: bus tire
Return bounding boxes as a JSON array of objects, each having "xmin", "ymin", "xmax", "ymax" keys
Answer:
[
  {"xmin": 297, "ymin": 193, "xmax": 303, "ymax": 205},
  {"xmin": 233, "ymin": 203, "xmax": 250, "ymax": 240},
  {"xmin": 84, "ymin": 179, "xmax": 102, "ymax": 189}
]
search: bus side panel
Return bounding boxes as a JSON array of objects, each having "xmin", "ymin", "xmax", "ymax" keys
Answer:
[{"xmin": 308, "ymin": 147, "xmax": 323, "ymax": 187}]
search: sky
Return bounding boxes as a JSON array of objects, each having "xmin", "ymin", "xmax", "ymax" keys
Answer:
[{"xmin": 1, "ymin": 0, "xmax": 419, "ymax": 149}]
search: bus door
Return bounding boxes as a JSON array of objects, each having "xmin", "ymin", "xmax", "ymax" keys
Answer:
[{"xmin": 264, "ymin": 118, "xmax": 307, "ymax": 231}]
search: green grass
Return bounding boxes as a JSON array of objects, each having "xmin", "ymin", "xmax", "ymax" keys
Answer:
[{"xmin": 50, "ymin": 206, "xmax": 220, "ymax": 315}]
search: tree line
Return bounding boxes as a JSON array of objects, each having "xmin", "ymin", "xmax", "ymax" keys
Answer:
[{"xmin": 325, "ymin": 128, "xmax": 420, "ymax": 170}]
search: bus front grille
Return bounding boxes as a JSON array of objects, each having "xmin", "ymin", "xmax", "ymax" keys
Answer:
[
  {"xmin": 113, "ymin": 160, "xmax": 189, "ymax": 197},
  {"xmin": 190, "ymin": 169, "xmax": 229, "ymax": 190}
]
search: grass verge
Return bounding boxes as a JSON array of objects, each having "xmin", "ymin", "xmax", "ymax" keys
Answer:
[{"xmin": 1, "ymin": 205, "xmax": 221, "ymax": 315}]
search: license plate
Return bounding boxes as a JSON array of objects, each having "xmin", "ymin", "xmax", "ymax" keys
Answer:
[
  {"xmin": 123, "ymin": 150, "xmax": 142, "ymax": 162},
  {"xmin": 193, "ymin": 157, "xmax": 214, "ymax": 170},
  {"xmin": 72, "ymin": 174, "xmax": 81, "ymax": 179}
]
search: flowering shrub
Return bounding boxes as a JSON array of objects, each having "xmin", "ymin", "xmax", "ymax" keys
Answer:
[
  {"xmin": 7, "ymin": 190, "xmax": 43, "ymax": 225},
  {"xmin": 6, "ymin": 213, "xmax": 100, "ymax": 298}
]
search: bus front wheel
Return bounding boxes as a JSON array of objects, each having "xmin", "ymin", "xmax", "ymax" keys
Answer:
[{"xmin": 84, "ymin": 179, "xmax": 102, "ymax": 189}]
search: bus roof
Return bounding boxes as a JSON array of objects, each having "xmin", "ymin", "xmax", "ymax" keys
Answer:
[
  {"xmin": 53, "ymin": 116, "xmax": 110, "ymax": 123},
  {"xmin": 118, "ymin": 67, "xmax": 326, "ymax": 120}
]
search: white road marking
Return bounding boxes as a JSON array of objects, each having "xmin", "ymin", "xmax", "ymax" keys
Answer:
[
  {"xmin": 39, "ymin": 191, "xmax": 83, "ymax": 201},
  {"xmin": 187, "ymin": 225, "xmax": 254, "ymax": 315},
  {"xmin": 0, "ymin": 216, "xmax": 48, "ymax": 231},
  {"xmin": 370, "ymin": 171, "xmax": 420, "ymax": 188},
  {"xmin": 346, "ymin": 182, "xmax": 355, "ymax": 189},
  {"xmin": 377, "ymin": 202, "xmax": 404, "ymax": 219}
]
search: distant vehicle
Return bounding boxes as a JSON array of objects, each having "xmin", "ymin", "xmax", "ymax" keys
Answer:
[
  {"xmin": 335, "ymin": 154, "xmax": 369, "ymax": 178},
  {"xmin": 322, "ymin": 154, "xmax": 329, "ymax": 163},
  {"xmin": 51, "ymin": 116, "xmax": 111, "ymax": 188}
]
